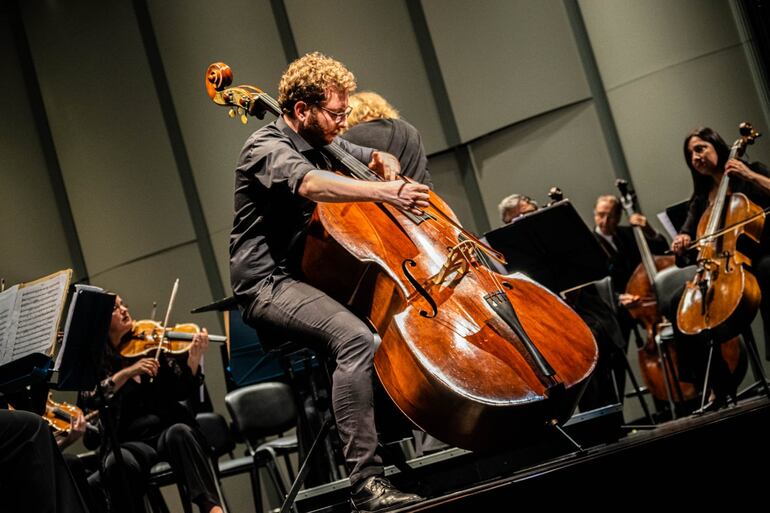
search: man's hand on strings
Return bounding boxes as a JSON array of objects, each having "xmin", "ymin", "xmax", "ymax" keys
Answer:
[
  {"xmin": 369, "ymin": 151, "xmax": 400, "ymax": 181},
  {"xmin": 619, "ymin": 293, "xmax": 641, "ymax": 308},
  {"xmin": 381, "ymin": 181, "xmax": 430, "ymax": 215},
  {"xmin": 629, "ymin": 213, "xmax": 658, "ymax": 237}
]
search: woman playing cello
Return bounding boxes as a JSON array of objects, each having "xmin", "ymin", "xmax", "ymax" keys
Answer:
[{"xmin": 670, "ymin": 126, "xmax": 770, "ymax": 404}]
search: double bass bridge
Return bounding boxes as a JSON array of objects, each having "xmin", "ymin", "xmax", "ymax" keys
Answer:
[{"xmin": 430, "ymin": 240, "xmax": 477, "ymax": 286}]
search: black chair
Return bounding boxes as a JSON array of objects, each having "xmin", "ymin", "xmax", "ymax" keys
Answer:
[
  {"xmin": 589, "ymin": 276, "xmax": 654, "ymax": 424},
  {"xmin": 146, "ymin": 413, "xmax": 237, "ymax": 513},
  {"xmin": 225, "ymin": 382, "xmax": 300, "ymax": 513}
]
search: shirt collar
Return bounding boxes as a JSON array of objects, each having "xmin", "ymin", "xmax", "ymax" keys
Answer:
[{"xmin": 277, "ymin": 115, "xmax": 315, "ymax": 153}]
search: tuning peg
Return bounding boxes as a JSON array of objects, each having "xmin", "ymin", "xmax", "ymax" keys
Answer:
[{"xmin": 228, "ymin": 108, "xmax": 236, "ymax": 119}]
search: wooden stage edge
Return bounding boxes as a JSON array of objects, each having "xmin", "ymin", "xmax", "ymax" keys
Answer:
[{"xmin": 297, "ymin": 392, "xmax": 770, "ymax": 511}]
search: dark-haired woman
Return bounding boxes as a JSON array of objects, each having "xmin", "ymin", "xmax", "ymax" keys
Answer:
[
  {"xmin": 670, "ymin": 127, "xmax": 770, "ymax": 404},
  {"xmin": 81, "ymin": 295, "xmax": 223, "ymax": 513}
]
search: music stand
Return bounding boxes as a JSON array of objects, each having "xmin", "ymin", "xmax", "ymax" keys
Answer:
[
  {"xmin": 483, "ymin": 199, "xmax": 610, "ymax": 294},
  {"xmin": 664, "ymin": 199, "xmax": 690, "ymax": 234},
  {"xmin": 53, "ymin": 285, "xmax": 114, "ymax": 391}
]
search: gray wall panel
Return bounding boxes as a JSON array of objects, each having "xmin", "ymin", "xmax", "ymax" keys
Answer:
[
  {"xmin": 580, "ymin": 0, "xmax": 740, "ymax": 90},
  {"xmin": 148, "ymin": 0, "xmax": 289, "ymax": 290},
  {"xmin": 20, "ymin": 1, "xmax": 195, "ymax": 276},
  {"xmin": 472, "ymin": 101, "xmax": 616, "ymax": 230},
  {"xmin": 423, "ymin": 0, "xmax": 591, "ymax": 143},
  {"xmin": 609, "ymin": 46, "xmax": 770, "ymax": 234},
  {"xmin": 148, "ymin": 0, "xmax": 287, "ymax": 234},
  {"xmin": 428, "ymin": 152, "xmax": 479, "ymax": 234},
  {"xmin": 283, "ymin": 0, "xmax": 447, "ymax": 153},
  {"xmin": 0, "ymin": 14, "xmax": 72, "ymax": 286}
]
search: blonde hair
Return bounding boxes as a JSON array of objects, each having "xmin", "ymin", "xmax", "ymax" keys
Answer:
[
  {"xmin": 278, "ymin": 52, "xmax": 356, "ymax": 114},
  {"xmin": 347, "ymin": 91, "xmax": 400, "ymax": 128}
]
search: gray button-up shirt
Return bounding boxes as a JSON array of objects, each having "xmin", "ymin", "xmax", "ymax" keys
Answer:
[{"xmin": 230, "ymin": 116, "xmax": 374, "ymax": 298}]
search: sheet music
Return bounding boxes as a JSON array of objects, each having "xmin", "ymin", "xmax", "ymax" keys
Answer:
[
  {"xmin": 0, "ymin": 270, "xmax": 71, "ymax": 366},
  {"xmin": 657, "ymin": 211, "xmax": 678, "ymax": 240},
  {"xmin": 0, "ymin": 286, "xmax": 20, "ymax": 365}
]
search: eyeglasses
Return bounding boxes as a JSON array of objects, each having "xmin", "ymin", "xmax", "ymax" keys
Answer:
[{"xmin": 316, "ymin": 104, "xmax": 353, "ymax": 121}]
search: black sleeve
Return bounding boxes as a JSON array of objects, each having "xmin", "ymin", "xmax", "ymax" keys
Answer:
[{"xmin": 680, "ymin": 194, "xmax": 705, "ymax": 237}]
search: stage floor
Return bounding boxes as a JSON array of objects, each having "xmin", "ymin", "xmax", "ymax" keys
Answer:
[{"xmin": 295, "ymin": 393, "xmax": 770, "ymax": 511}]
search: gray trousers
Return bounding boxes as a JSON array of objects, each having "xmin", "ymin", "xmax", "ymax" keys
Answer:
[{"xmin": 243, "ymin": 275, "xmax": 384, "ymax": 486}]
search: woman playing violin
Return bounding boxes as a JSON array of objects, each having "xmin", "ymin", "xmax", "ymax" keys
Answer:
[
  {"xmin": 670, "ymin": 126, "xmax": 770, "ymax": 401},
  {"xmin": 80, "ymin": 295, "xmax": 222, "ymax": 513}
]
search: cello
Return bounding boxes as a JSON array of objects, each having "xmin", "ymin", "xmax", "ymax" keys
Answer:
[
  {"xmin": 677, "ymin": 123, "xmax": 763, "ymax": 339},
  {"xmin": 616, "ymin": 180, "xmax": 744, "ymax": 408},
  {"xmin": 206, "ymin": 63, "xmax": 598, "ymax": 450}
]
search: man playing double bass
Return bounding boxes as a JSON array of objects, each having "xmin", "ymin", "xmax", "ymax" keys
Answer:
[
  {"xmin": 230, "ymin": 52, "xmax": 426, "ymax": 512},
  {"xmin": 593, "ymin": 194, "xmax": 669, "ymax": 341}
]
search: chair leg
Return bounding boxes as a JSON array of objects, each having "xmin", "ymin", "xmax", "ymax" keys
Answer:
[
  {"xmin": 280, "ymin": 417, "xmax": 332, "ymax": 513},
  {"xmin": 146, "ymin": 486, "xmax": 170, "ymax": 513},
  {"xmin": 248, "ymin": 456, "xmax": 265, "ymax": 513},
  {"xmin": 174, "ymin": 482, "xmax": 194, "ymax": 513}
]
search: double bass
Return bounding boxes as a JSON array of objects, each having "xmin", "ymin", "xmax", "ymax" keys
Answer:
[
  {"xmin": 206, "ymin": 63, "xmax": 598, "ymax": 450},
  {"xmin": 616, "ymin": 180, "xmax": 744, "ymax": 407},
  {"xmin": 677, "ymin": 123, "xmax": 763, "ymax": 339}
]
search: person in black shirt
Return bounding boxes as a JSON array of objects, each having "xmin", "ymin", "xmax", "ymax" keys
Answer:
[
  {"xmin": 0, "ymin": 409, "xmax": 91, "ymax": 513},
  {"xmin": 341, "ymin": 91, "xmax": 432, "ymax": 188},
  {"xmin": 80, "ymin": 295, "xmax": 222, "ymax": 513},
  {"xmin": 231, "ymin": 52, "xmax": 426, "ymax": 513},
  {"xmin": 670, "ymin": 127, "xmax": 770, "ymax": 401}
]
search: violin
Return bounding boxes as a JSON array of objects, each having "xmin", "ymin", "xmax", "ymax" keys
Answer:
[
  {"xmin": 117, "ymin": 320, "xmax": 226, "ymax": 359},
  {"xmin": 44, "ymin": 395, "xmax": 98, "ymax": 437}
]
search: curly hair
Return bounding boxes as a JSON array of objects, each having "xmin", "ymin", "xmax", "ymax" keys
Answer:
[
  {"xmin": 347, "ymin": 91, "xmax": 400, "ymax": 127},
  {"xmin": 278, "ymin": 52, "xmax": 356, "ymax": 114}
]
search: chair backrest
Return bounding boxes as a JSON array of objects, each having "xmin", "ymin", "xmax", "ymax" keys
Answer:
[
  {"xmin": 592, "ymin": 276, "xmax": 617, "ymax": 315},
  {"xmin": 195, "ymin": 412, "xmax": 236, "ymax": 457},
  {"xmin": 224, "ymin": 382, "xmax": 297, "ymax": 446},
  {"xmin": 653, "ymin": 265, "xmax": 697, "ymax": 320}
]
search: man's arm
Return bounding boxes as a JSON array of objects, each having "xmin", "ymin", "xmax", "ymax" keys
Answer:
[{"xmin": 298, "ymin": 170, "xmax": 429, "ymax": 213}]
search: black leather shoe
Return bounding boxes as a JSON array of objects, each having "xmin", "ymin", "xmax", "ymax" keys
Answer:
[{"xmin": 350, "ymin": 476, "xmax": 422, "ymax": 512}]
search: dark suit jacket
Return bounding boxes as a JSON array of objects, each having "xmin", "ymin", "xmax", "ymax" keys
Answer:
[{"xmin": 594, "ymin": 225, "xmax": 669, "ymax": 295}]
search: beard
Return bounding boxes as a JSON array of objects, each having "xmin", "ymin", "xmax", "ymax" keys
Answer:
[{"xmin": 299, "ymin": 111, "xmax": 334, "ymax": 148}]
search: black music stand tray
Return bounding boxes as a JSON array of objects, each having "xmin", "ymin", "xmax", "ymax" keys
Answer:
[
  {"xmin": 53, "ymin": 285, "xmax": 114, "ymax": 391},
  {"xmin": 0, "ymin": 285, "xmax": 113, "ymax": 395},
  {"xmin": 483, "ymin": 199, "xmax": 609, "ymax": 293}
]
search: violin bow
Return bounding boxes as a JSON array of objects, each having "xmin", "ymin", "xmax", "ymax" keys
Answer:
[
  {"xmin": 150, "ymin": 278, "xmax": 180, "ymax": 380},
  {"xmin": 686, "ymin": 205, "xmax": 770, "ymax": 250}
]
